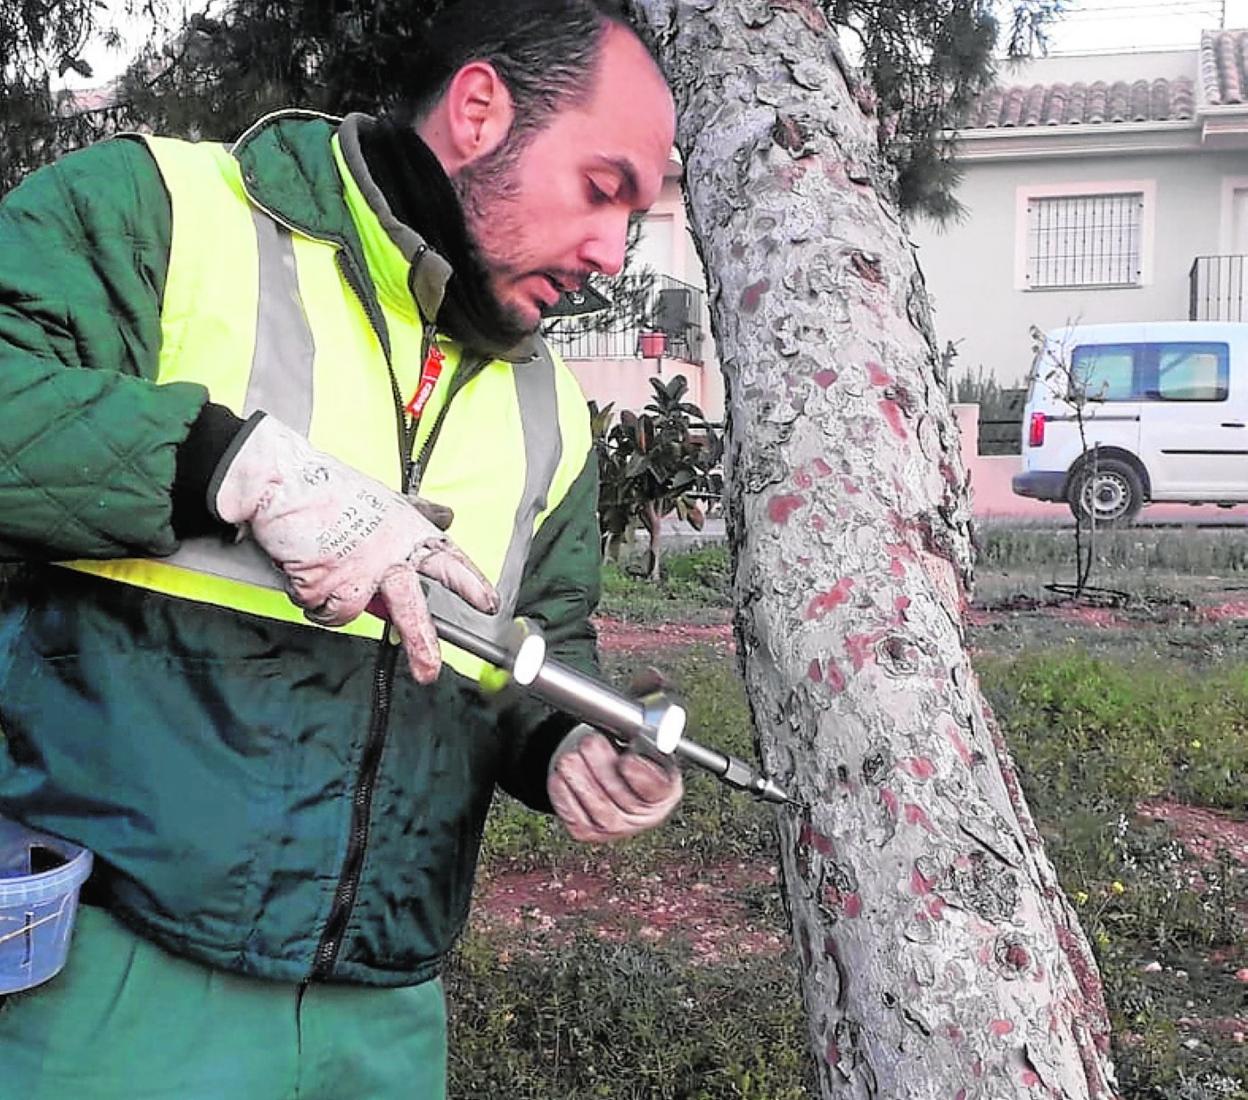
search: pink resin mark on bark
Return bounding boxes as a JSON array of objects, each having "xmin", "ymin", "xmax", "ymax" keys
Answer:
[
  {"xmin": 844, "ymin": 631, "xmax": 882, "ymax": 671},
  {"xmin": 825, "ymin": 662, "xmax": 846, "ymax": 693},
  {"xmin": 799, "ymin": 823, "xmax": 835, "ymax": 855},
  {"xmin": 944, "ymin": 722, "xmax": 974, "ymax": 767},
  {"xmin": 740, "ymin": 279, "xmax": 770, "ymax": 313},
  {"xmin": 905, "ymin": 756, "xmax": 936, "ymax": 780},
  {"xmin": 806, "ymin": 578, "xmax": 854, "ymax": 620},
  {"xmin": 880, "ymin": 398, "xmax": 908, "ymax": 439},
  {"xmin": 768, "ymin": 493, "xmax": 806, "ymax": 525},
  {"xmin": 814, "ymin": 369, "xmax": 839, "ymax": 388},
  {"xmin": 867, "ymin": 362, "xmax": 892, "ymax": 387},
  {"xmin": 904, "ymin": 803, "xmax": 936, "ymax": 833}
]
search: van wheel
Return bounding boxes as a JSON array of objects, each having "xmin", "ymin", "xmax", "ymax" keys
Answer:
[{"xmin": 1067, "ymin": 458, "xmax": 1144, "ymax": 526}]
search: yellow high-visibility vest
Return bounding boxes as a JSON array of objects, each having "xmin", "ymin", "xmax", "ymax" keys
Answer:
[{"xmin": 61, "ymin": 123, "xmax": 591, "ymax": 679}]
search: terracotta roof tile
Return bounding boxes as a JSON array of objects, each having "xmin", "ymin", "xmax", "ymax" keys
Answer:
[
  {"xmin": 969, "ymin": 76, "xmax": 1196, "ymax": 128},
  {"xmin": 1201, "ymin": 29, "xmax": 1248, "ymax": 104}
]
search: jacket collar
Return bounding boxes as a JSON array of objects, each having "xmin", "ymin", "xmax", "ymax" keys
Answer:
[{"xmin": 230, "ymin": 109, "xmax": 538, "ymax": 363}]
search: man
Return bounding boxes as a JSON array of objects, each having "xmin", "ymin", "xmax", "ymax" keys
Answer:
[{"xmin": 0, "ymin": 1, "xmax": 681, "ymax": 1095}]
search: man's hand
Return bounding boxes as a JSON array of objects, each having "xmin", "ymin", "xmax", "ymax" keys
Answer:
[
  {"xmin": 547, "ymin": 727, "xmax": 683, "ymax": 843},
  {"xmin": 213, "ymin": 414, "xmax": 497, "ymax": 683}
]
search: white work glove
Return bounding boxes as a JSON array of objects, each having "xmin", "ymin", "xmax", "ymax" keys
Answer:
[
  {"xmin": 547, "ymin": 725, "xmax": 684, "ymax": 843},
  {"xmin": 213, "ymin": 414, "xmax": 498, "ymax": 683}
]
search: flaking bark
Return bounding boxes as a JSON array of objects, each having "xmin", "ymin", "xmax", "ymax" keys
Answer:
[{"xmin": 625, "ymin": 3, "xmax": 1119, "ymax": 1097}]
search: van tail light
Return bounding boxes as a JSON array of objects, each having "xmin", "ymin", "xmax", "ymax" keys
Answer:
[{"xmin": 1028, "ymin": 412, "xmax": 1046, "ymax": 448}]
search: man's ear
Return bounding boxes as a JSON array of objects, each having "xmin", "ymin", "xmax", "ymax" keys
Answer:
[{"xmin": 427, "ymin": 61, "xmax": 515, "ymax": 172}]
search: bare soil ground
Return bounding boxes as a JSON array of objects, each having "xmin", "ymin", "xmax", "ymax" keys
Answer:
[{"xmin": 473, "ymin": 859, "xmax": 786, "ymax": 964}]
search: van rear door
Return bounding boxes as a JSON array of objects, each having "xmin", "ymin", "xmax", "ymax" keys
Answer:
[{"xmin": 1136, "ymin": 335, "xmax": 1246, "ymax": 499}]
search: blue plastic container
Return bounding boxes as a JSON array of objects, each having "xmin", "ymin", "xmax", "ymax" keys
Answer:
[{"xmin": 0, "ymin": 818, "xmax": 93, "ymax": 994}]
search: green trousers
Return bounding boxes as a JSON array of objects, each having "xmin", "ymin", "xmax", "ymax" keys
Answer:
[{"xmin": 0, "ymin": 905, "xmax": 447, "ymax": 1099}]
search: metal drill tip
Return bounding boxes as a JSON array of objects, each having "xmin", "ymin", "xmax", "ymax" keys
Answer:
[{"xmin": 755, "ymin": 776, "xmax": 797, "ymax": 806}]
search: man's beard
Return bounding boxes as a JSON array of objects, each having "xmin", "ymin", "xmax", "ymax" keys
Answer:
[{"xmin": 449, "ymin": 140, "xmax": 538, "ymax": 345}]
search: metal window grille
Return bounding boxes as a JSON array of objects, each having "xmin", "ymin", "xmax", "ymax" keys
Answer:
[
  {"xmin": 1026, "ymin": 193, "xmax": 1143, "ymax": 289},
  {"xmin": 1189, "ymin": 256, "xmax": 1248, "ymax": 321}
]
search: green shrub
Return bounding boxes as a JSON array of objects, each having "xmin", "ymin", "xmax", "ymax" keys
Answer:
[{"xmin": 592, "ymin": 376, "xmax": 724, "ymax": 580}]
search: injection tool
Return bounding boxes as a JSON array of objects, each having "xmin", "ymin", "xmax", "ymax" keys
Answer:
[{"xmin": 432, "ymin": 615, "xmax": 794, "ymax": 806}]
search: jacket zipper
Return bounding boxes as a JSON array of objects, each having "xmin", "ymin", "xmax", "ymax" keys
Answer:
[
  {"xmin": 308, "ymin": 348, "xmax": 489, "ymax": 979},
  {"xmin": 310, "ymin": 641, "xmax": 399, "ymax": 979},
  {"xmin": 407, "ymin": 353, "xmax": 488, "ymax": 493},
  {"xmin": 309, "ymin": 248, "xmax": 427, "ymax": 980}
]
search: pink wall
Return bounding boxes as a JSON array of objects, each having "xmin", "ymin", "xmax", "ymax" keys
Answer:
[
  {"xmin": 569, "ymin": 358, "xmax": 714, "ymax": 417},
  {"xmin": 954, "ymin": 404, "xmax": 1248, "ymax": 523}
]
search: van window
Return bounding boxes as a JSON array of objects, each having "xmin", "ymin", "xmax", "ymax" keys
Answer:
[
  {"xmin": 1071, "ymin": 344, "xmax": 1136, "ymax": 402},
  {"xmin": 1069, "ymin": 340, "xmax": 1230, "ymax": 403},
  {"xmin": 1151, "ymin": 342, "xmax": 1228, "ymax": 402}
]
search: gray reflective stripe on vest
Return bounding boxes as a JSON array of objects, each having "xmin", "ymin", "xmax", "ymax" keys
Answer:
[
  {"xmin": 243, "ymin": 209, "xmax": 316, "ymax": 426},
  {"xmin": 423, "ymin": 344, "xmax": 562, "ymax": 643},
  {"xmin": 162, "ymin": 212, "xmax": 311, "ymax": 588}
]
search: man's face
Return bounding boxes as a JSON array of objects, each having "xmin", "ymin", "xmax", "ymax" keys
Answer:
[{"xmin": 453, "ymin": 25, "xmax": 676, "ymax": 334}]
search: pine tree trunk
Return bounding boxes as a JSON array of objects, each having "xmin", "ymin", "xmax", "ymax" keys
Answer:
[{"xmin": 626, "ymin": 3, "xmax": 1119, "ymax": 1096}]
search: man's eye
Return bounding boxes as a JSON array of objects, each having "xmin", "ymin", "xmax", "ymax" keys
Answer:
[{"xmin": 587, "ymin": 179, "xmax": 613, "ymax": 204}]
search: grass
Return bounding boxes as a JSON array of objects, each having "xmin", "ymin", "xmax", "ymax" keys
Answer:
[
  {"xmin": 447, "ymin": 540, "xmax": 1248, "ymax": 1099},
  {"xmin": 447, "ymin": 931, "xmax": 810, "ymax": 1100},
  {"xmin": 598, "ymin": 545, "xmax": 732, "ymax": 624}
]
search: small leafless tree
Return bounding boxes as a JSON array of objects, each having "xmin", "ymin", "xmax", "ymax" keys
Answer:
[{"xmin": 1029, "ymin": 323, "xmax": 1136, "ymax": 603}]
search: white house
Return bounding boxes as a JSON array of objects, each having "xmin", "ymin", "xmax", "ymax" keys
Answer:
[{"xmin": 909, "ymin": 28, "xmax": 1248, "ymax": 387}]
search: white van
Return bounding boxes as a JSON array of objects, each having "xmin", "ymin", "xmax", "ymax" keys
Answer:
[{"xmin": 1012, "ymin": 321, "xmax": 1248, "ymax": 524}]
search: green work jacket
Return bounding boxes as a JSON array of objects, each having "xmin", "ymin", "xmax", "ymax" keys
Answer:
[{"xmin": 0, "ymin": 111, "xmax": 601, "ymax": 986}]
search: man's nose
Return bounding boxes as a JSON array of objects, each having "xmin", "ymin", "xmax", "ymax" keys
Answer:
[{"xmin": 579, "ymin": 213, "xmax": 630, "ymax": 277}]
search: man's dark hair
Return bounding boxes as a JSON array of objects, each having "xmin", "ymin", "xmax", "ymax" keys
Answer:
[{"xmin": 403, "ymin": 0, "xmax": 638, "ymax": 145}]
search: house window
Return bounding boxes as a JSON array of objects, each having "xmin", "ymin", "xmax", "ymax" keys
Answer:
[{"xmin": 1026, "ymin": 192, "xmax": 1144, "ymax": 289}]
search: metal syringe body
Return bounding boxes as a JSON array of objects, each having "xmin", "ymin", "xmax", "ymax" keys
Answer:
[{"xmin": 432, "ymin": 616, "xmax": 792, "ymax": 805}]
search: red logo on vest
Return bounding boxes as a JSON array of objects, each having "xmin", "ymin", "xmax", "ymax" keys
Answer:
[{"xmin": 406, "ymin": 345, "xmax": 445, "ymax": 418}]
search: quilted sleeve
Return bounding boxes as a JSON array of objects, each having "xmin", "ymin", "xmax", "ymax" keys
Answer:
[{"xmin": 0, "ymin": 139, "xmax": 209, "ymax": 560}]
